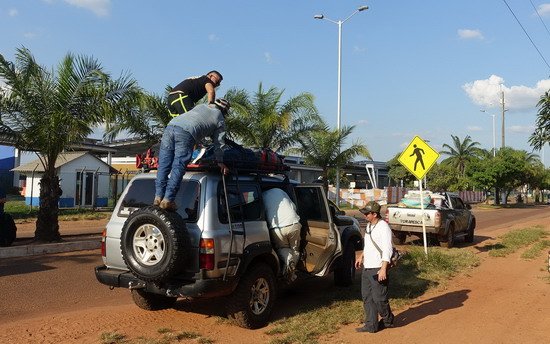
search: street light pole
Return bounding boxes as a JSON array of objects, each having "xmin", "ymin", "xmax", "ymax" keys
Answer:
[
  {"xmin": 314, "ymin": 5, "xmax": 368, "ymax": 205},
  {"xmin": 480, "ymin": 110, "xmax": 496, "ymax": 157}
]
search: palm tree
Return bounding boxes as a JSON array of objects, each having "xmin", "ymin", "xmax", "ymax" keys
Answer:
[
  {"xmin": 0, "ymin": 47, "xmax": 141, "ymax": 242},
  {"xmin": 440, "ymin": 135, "xmax": 482, "ymax": 176},
  {"xmin": 290, "ymin": 124, "xmax": 371, "ymax": 191},
  {"xmin": 529, "ymin": 91, "xmax": 550, "ymax": 151},
  {"xmin": 103, "ymin": 87, "xmax": 171, "ymax": 145},
  {"xmin": 223, "ymin": 83, "xmax": 324, "ymax": 152}
]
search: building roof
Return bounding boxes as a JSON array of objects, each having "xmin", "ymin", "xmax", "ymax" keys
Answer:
[{"xmin": 12, "ymin": 151, "xmax": 117, "ymax": 173}]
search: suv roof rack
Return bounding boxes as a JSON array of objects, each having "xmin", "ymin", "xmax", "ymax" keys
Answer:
[{"xmin": 187, "ymin": 160, "xmax": 290, "ymax": 174}]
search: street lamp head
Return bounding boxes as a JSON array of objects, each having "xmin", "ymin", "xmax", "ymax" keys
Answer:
[
  {"xmin": 358, "ymin": 6, "xmax": 369, "ymax": 11},
  {"xmin": 314, "ymin": 14, "xmax": 324, "ymax": 19}
]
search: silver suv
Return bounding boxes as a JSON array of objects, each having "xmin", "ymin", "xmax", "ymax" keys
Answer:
[{"xmin": 95, "ymin": 170, "xmax": 362, "ymax": 328}]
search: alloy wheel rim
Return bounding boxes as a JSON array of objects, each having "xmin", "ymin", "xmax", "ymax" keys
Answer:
[
  {"xmin": 249, "ymin": 277, "xmax": 270, "ymax": 315},
  {"xmin": 132, "ymin": 224, "xmax": 165, "ymax": 266}
]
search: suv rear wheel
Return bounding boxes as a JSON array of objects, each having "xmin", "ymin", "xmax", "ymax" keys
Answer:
[
  {"xmin": 465, "ymin": 219, "xmax": 476, "ymax": 243},
  {"xmin": 439, "ymin": 224, "xmax": 455, "ymax": 248},
  {"xmin": 226, "ymin": 263, "xmax": 276, "ymax": 329},
  {"xmin": 121, "ymin": 206, "xmax": 190, "ymax": 283},
  {"xmin": 131, "ymin": 289, "xmax": 177, "ymax": 310}
]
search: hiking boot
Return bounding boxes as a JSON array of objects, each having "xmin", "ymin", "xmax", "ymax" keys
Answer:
[
  {"xmin": 378, "ymin": 319, "xmax": 394, "ymax": 329},
  {"xmin": 355, "ymin": 325, "xmax": 376, "ymax": 333},
  {"xmin": 159, "ymin": 199, "xmax": 178, "ymax": 211},
  {"xmin": 153, "ymin": 196, "xmax": 162, "ymax": 206}
]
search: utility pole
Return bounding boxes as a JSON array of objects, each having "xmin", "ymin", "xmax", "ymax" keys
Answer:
[{"xmin": 501, "ymin": 90, "xmax": 506, "ymax": 148}]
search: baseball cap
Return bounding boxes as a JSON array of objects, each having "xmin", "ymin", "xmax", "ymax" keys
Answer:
[{"xmin": 359, "ymin": 201, "xmax": 381, "ymax": 215}]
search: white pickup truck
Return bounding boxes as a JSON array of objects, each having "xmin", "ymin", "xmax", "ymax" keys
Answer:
[{"xmin": 385, "ymin": 192, "xmax": 476, "ymax": 248}]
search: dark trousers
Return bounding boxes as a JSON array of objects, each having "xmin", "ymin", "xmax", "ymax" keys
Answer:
[{"xmin": 361, "ymin": 268, "xmax": 394, "ymax": 331}]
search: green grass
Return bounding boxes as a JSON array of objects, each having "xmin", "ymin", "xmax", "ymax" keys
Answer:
[
  {"xmin": 521, "ymin": 239, "xmax": 550, "ymax": 260},
  {"xmin": 100, "ymin": 332, "xmax": 126, "ymax": 344},
  {"xmin": 265, "ymin": 246, "xmax": 480, "ymax": 344},
  {"xmin": 99, "ymin": 329, "xmax": 208, "ymax": 344},
  {"xmin": 483, "ymin": 226, "xmax": 548, "ymax": 257},
  {"xmin": 5, "ymin": 200, "xmax": 111, "ymax": 221}
]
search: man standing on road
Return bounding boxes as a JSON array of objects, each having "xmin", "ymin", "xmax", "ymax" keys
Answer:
[
  {"xmin": 154, "ymin": 99, "xmax": 230, "ymax": 211},
  {"xmin": 355, "ymin": 201, "xmax": 395, "ymax": 333},
  {"xmin": 168, "ymin": 70, "xmax": 223, "ymax": 117},
  {"xmin": 262, "ymin": 187, "xmax": 302, "ymax": 282}
]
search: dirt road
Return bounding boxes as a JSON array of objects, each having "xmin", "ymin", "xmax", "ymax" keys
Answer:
[{"xmin": 0, "ymin": 206, "xmax": 549, "ymax": 343}]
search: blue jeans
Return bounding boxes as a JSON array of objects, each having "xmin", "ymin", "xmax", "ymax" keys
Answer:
[{"xmin": 155, "ymin": 125, "xmax": 195, "ymax": 202}]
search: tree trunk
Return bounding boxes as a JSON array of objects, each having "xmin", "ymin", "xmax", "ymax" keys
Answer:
[{"xmin": 34, "ymin": 171, "xmax": 62, "ymax": 242}]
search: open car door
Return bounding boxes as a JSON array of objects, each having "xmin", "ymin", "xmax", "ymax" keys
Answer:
[{"xmin": 293, "ymin": 185, "xmax": 341, "ymax": 275}]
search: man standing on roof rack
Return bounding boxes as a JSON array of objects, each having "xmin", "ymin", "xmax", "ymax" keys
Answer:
[
  {"xmin": 154, "ymin": 99, "xmax": 231, "ymax": 211},
  {"xmin": 168, "ymin": 70, "xmax": 223, "ymax": 117}
]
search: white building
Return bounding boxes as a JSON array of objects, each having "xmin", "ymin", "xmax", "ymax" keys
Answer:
[{"xmin": 12, "ymin": 152, "xmax": 114, "ymax": 208}]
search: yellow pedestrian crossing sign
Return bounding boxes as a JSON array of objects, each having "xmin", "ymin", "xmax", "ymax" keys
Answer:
[{"xmin": 398, "ymin": 136, "xmax": 439, "ymax": 180}]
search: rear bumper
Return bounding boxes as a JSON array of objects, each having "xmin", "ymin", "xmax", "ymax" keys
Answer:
[
  {"xmin": 390, "ymin": 225, "xmax": 440, "ymax": 235},
  {"xmin": 95, "ymin": 265, "xmax": 237, "ymax": 298}
]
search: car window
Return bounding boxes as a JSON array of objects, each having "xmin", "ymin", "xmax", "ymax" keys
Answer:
[
  {"xmin": 294, "ymin": 187, "xmax": 329, "ymax": 222},
  {"xmin": 453, "ymin": 197, "xmax": 465, "ymax": 209},
  {"xmin": 118, "ymin": 178, "xmax": 200, "ymax": 222},
  {"xmin": 218, "ymin": 183, "xmax": 262, "ymax": 223}
]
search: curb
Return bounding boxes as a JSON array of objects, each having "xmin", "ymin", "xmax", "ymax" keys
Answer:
[{"xmin": 0, "ymin": 239, "xmax": 101, "ymax": 259}]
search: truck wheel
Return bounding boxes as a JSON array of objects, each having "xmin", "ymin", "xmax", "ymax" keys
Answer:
[
  {"xmin": 0, "ymin": 213, "xmax": 17, "ymax": 247},
  {"xmin": 392, "ymin": 232, "xmax": 406, "ymax": 245},
  {"xmin": 439, "ymin": 225, "xmax": 455, "ymax": 248},
  {"xmin": 334, "ymin": 241, "xmax": 356, "ymax": 287},
  {"xmin": 121, "ymin": 206, "xmax": 190, "ymax": 283},
  {"xmin": 226, "ymin": 263, "xmax": 276, "ymax": 329},
  {"xmin": 131, "ymin": 289, "xmax": 177, "ymax": 310},
  {"xmin": 465, "ymin": 219, "xmax": 476, "ymax": 243}
]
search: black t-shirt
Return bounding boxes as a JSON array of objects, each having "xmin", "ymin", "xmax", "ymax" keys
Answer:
[{"xmin": 172, "ymin": 75, "xmax": 214, "ymax": 103}]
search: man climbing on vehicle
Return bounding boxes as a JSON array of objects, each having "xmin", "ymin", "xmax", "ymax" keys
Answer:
[
  {"xmin": 168, "ymin": 70, "xmax": 223, "ymax": 117},
  {"xmin": 154, "ymin": 98, "xmax": 230, "ymax": 211},
  {"xmin": 262, "ymin": 187, "xmax": 302, "ymax": 282}
]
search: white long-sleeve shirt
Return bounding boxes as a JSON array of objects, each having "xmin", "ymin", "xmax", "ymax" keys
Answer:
[
  {"xmin": 362, "ymin": 219, "xmax": 393, "ymax": 269},
  {"xmin": 262, "ymin": 188, "xmax": 300, "ymax": 230}
]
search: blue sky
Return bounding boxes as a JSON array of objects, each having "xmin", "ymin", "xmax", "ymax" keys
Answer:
[{"xmin": 1, "ymin": 0, "xmax": 550, "ymax": 166}]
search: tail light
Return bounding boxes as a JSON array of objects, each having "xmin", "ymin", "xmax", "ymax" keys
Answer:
[
  {"xmin": 101, "ymin": 229, "xmax": 106, "ymax": 257},
  {"xmin": 385, "ymin": 208, "xmax": 389, "ymax": 222},
  {"xmin": 434, "ymin": 211, "xmax": 441, "ymax": 228},
  {"xmin": 199, "ymin": 238, "xmax": 215, "ymax": 270}
]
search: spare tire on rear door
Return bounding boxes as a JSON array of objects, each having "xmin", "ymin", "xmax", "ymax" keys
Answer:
[{"xmin": 121, "ymin": 206, "xmax": 190, "ymax": 283}]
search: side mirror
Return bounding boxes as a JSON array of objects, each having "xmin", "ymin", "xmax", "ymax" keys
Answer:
[
  {"xmin": 466, "ymin": 203, "xmax": 472, "ymax": 209},
  {"xmin": 336, "ymin": 210, "xmax": 345, "ymax": 216}
]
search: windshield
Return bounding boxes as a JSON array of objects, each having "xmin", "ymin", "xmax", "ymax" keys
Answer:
[{"xmin": 118, "ymin": 178, "xmax": 200, "ymax": 222}]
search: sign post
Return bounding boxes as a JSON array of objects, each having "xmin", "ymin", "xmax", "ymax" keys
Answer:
[{"xmin": 398, "ymin": 136, "xmax": 440, "ymax": 254}]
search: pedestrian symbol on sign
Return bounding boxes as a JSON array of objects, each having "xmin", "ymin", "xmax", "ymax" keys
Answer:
[
  {"xmin": 410, "ymin": 144, "xmax": 425, "ymax": 171},
  {"xmin": 398, "ymin": 136, "xmax": 439, "ymax": 180}
]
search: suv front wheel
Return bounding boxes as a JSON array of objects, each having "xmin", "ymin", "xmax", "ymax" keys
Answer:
[
  {"xmin": 226, "ymin": 263, "xmax": 276, "ymax": 329},
  {"xmin": 334, "ymin": 240, "xmax": 356, "ymax": 287}
]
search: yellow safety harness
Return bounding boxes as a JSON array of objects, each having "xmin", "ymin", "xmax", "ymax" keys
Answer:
[{"xmin": 168, "ymin": 90, "xmax": 189, "ymax": 117}]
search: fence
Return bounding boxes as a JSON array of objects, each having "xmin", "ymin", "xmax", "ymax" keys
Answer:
[{"xmin": 14, "ymin": 170, "xmax": 142, "ymax": 209}]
